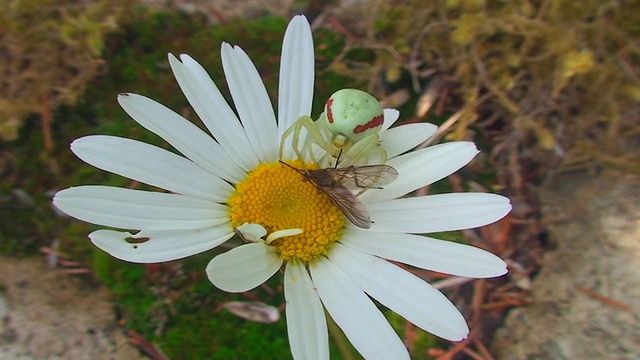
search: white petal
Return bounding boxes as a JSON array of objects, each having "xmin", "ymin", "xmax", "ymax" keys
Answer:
[
  {"xmin": 310, "ymin": 257, "xmax": 409, "ymax": 360},
  {"xmin": 206, "ymin": 243, "xmax": 282, "ymax": 292},
  {"xmin": 368, "ymin": 193, "xmax": 512, "ymax": 233},
  {"xmin": 328, "ymin": 243, "xmax": 469, "ymax": 341},
  {"xmin": 89, "ymin": 226, "xmax": 234, "ymax": 263},
  {"xmin": 341, "ymin": 229, "xmax": 508, "ymax": 278},
  {"xmin": 266, "ymin": 228, "xmax": 303, "ymax": 244},
  {"xmin": 71, "ymin": 136, "xmax": 233, "ymax": 202},
  {"xmin": 236, "ymin": 223, "xmax": 268, "ymax": 242},
  {"xmin": 381, "ymin": 123, "xmax": 438, "ymax": 159},
  {"xmin": 169, "ymin": 53, "xmax": 259, "ymax": 171},
  {"xmin": 278, "ymin": 15, "xmax": 315, "ymax": 160},
  {"xmin": 221, "ymin": 43, "xmax": 278, "ymax": 163},
  {"xmin": 53, "ymin": 186, "xmax": 228, "ymax": 230},
  {"xmin": 117, "ymin": 93, "xmax": 245, "ymax": 183},
  {"xmin": 284, "ymin": 262, "xmax": 329, "ymax": 360},
  {"xmin": 381, "ymin": 108, "xmax": 400, "ymax": 131},
  {"xmin": 360, "ymin": 142, "xmax": 479, "ymax": 204}
]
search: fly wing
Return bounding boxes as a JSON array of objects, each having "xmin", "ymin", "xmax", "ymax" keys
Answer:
[
  {"xmin": 329, "ymin": 165, "xmax": 398, "ymax": 190},
  {"xmin": 321, "ymin": 186, "xmax": 372, "ymax": 229}
]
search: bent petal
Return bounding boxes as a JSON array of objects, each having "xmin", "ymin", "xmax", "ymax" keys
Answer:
[
  {"xmin": 278, "ymin": 15, "xmax": 314, "ymax": 159},
  {"xmin": 236, "ymin": 223, "xmax": 268, "ymax": 242},
  {"xmin": 117, "ymin": 93, "xmax": 245, "ymax": 183},
  {"xmin": 310, "ymin": 257, "xmax": 410, "ymax": 360},
  {"xmin": 284, "ymin": 262, "xmax": 328, "ymax": 360},
  {"xmin": 342, "ymin": 229, "xmax": 508, "ymax": 278},
  {"xmin": 221, "ymin": 43, "xmax": 278, "ymax": 163},
  {"xmin": 53, "ymin": 186, "xmax": 228, "ymax": 230},
  {"xmin": 206, "ymin": 243, "xmax": 282, "ymax": 292},
  {"xmin": 361, "ymin": 142, "xmax": 479, "ymax": 204},
  {"xmin": 90, "ymin": 226, "xmax": 234, "ymax": 263},
  {"xmin": 328, "ymin": 243, "xmax": 469, "ymax": 341},
  {"xmin": 381, "ymin": 123, "xmax": 438, "ymax": 159},
  {"xmin": 368, "ymin": 193, "xmax": 512, "ymax": 233},
  {"xmin": 381, "ymin": 108, "xmax": 400, "ymax": 131},
  {"xmin": 71, "ymin": 135, "xmax": 234, "ymax": 202}
]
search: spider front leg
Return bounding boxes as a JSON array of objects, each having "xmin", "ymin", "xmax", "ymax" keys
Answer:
[
  {"xmin": 280, "ymin": 115, "xmax": 333, "ymax": 163},
  {"xmin": 339, "ymin": 133, "xmax": 387, "ymax": 167}
]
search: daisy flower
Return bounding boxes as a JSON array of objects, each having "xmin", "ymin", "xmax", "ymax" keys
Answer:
[{"xmin": 53, "ymin": 15, "xmax": 511, "ymax": 359}]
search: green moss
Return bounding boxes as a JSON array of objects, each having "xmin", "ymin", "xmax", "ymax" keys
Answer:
[
  {"xmin": 0, "ymin": 195, "xmax": 41, "ymax": 256},
  {"xmin": 161, "ymin": 311, "xmax": 290, "ymax": 359}
]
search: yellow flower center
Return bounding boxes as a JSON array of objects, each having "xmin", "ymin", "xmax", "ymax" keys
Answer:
[{"xmin": 227, "ymin": 160, "xmax": 345, "ymax": 262}]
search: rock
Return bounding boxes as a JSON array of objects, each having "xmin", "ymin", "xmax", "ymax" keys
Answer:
[
  {"xmin": 0, "ymin": 257, "xmax": 147, "ymax": 360},
  {"xmin": 492, "ymin": 171, "xmax": 640, "ymax": 359}
]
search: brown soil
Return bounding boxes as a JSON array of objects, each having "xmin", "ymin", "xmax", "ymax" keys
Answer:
[{"xmin": 0, "ymin": 256, "xmax": 147, "ymax": 360}]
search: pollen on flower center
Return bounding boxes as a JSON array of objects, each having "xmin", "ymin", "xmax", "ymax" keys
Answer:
[{"xmin": 228, "ymin": 160, "xmax": 345, "ymax": 262}]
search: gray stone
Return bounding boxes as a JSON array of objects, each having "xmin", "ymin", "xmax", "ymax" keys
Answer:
[
  {"xmin": 0, "ymin": 257, "xmax": 147, "ymax": 360},
  {"xmin": 493, "ymin": 171, "xmax": 640, "ymax": 360}
]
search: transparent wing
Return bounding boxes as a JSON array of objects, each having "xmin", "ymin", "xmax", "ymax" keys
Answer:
[
  {"xmin": 321, "ymin": 186, "xmax": 372, "ymax": 229},
  {"xmin": 326, "ymin": 164, "xmax": 398, "ymax": 190}
]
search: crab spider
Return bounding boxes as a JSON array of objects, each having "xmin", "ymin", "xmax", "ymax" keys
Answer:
[{"xmin": 280, "ymin": 89, "xmax": 387, "ymax": 167}]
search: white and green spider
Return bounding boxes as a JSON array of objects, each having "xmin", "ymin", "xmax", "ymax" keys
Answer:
[{"xmin": 280, "ymin": 89, "xmax": 387, "ymax": 167}]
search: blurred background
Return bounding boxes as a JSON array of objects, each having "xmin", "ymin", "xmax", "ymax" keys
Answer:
[{"xmin": 1, "ymin": 0, "xmax": 638, "ymax": 359}]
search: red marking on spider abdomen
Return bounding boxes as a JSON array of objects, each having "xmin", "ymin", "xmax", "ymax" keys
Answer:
[
  {"xmin": 326, "ymin": 98, "xmax": 335, "ymax": 123},
  {"xmin": 353, "ymin": 114, "xmax": 384, "ymax": 134}
]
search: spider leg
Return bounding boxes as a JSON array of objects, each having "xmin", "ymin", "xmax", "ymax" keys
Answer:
[
  {"xmin": 281, "ymin": 116, "xmax": 335, "ymax": 164},
  {"xmin": 340, "ymin": 133, "xmax": 386, "ymax": 167},
  {"xmin": 280, "ymin": 118, "xmax": 297, "ymax": 160},
  {"xmin": 354, "ymin": 177, "xmax": 384, "ymax": 195},
  {"xmin": 289, "ymin": 116, "xmax": 312, "ymax": 162},
  {"xmin": 280, "ymin": 116, "xmax": 316, "ymax": 161},
  {"xmin": 300, "ymin": 118, "xmax": 336, "ymax": 164}
]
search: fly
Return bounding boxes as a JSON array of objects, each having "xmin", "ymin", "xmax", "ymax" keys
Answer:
[{"xmin": 279, "ymin": 161, "xmax": 398, "ymax": 229}]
